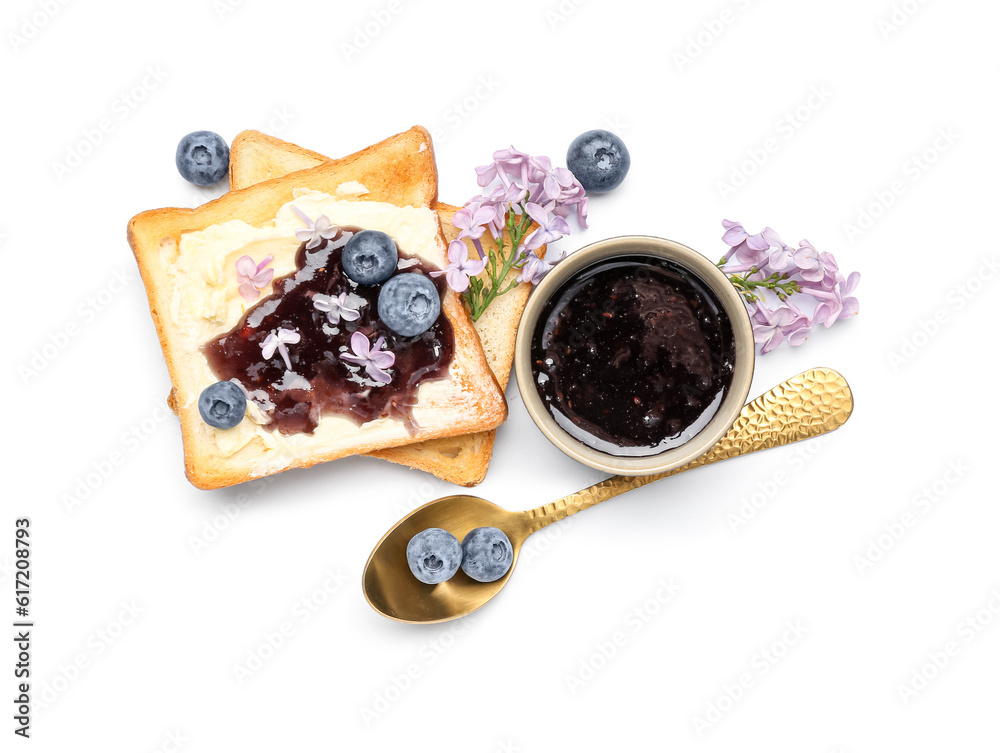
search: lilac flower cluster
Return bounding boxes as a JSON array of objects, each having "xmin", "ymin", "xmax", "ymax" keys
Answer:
[
  {"xmin": 718, "ymin": 220, "xmax": 859, "ymax": 354},
  {"xmin": 439, "ymin": 147, "xmax": 589, "ymax": 320}
]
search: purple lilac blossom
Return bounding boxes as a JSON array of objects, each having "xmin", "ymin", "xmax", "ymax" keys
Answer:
[
  {"xmin": 340, "ymin": 331, "xmax": 395, "ymax": 384},
  {"xmin": 431, "ymin": 240, "xmax": 488, "ymax": 293},
  {"xmin": 445, "ymin": 147, "xmax": 589, "ymax": 292},
  {"xmin": 719, "ymin": 220, "xmax": 860, "ymax": 354}
]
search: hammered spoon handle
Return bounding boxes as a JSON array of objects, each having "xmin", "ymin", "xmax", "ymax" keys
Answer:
[{"xmin": 521, "ymin": 367, "xmax": 854, "ymax": 532}]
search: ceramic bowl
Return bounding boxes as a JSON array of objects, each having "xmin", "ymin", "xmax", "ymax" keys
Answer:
[{"xmin": 514, "ymin": 235, "xmax": 755, "ymax": 476}]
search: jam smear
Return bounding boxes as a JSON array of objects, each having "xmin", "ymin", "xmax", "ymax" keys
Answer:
[
  {"xmin": 203, "ymin": 226, "xmax": 453, "ymax": 435},
  {"xmin": 531, "ymin": 256, "xmax": 735, "ymax": 457}
]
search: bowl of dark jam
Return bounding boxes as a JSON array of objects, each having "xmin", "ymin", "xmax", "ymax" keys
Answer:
[{"xmin": 514, "ymin": 236, "xmax": 755, "ymax": 476}]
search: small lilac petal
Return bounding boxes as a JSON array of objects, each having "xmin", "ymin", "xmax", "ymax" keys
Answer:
[
  {"xmin": 769, "ymin": 246, "xmax": 794, "ymax": 271},
  {"xmin": 238, "ymin": 281, "xmax": 258, "ymax": 302},
  {"xmin": 721, "ymin": 220, "xmax": 748, "ymax": 247},
  {"xmin": 798, "ymin": 265, "xmax": 826, "ymax": 283},
  {"xmin": 291, "ymin": 206, "xmax": 313, "ymax": 227},
  {"xmin": 760, "ymin": 329, "xmax": 784, "ymax": 354},
  {"xmin": 760, "ymin": 227, "xmax": 784, "ymax": 248},
  {"xmin": 523, "ymin": 228, "xmax": 547, "ymax": 251},
  {"xmin": 447, "ymin": 240, "xmax": 468, "ymax": 265},
  {"xmin": 575, "ymin": 196, "xmax": 589, "ymax": 228},
  {"xmin": 277, "ymin": 345, "xmax": 292, "ymax": 371},
  {"xmin": 251, "ymin": 268, "xmax": 275, "ymax": 287},
  {"xmin": 793, "ymin": 244, "xmax": 820, "ymax": 270},
  {"xmin": 770, "ymin": 307, "xmax": 798, "ymax": 326},
  {"xmin": 369, "ymin": 350, "xmax": 395, "ymax": 369},
  {"xmin": 524, "ymin": 202, "xmax": 549, "ymax": 227},
  {"xmin": 844, "ymin": 271, "xmax": 861, "ymax": 295},
  {"xmin": 475, "ymin": 163, "xmax": 498, "ymax": 187},
  {"xmin": 722, "ymin": 227, "xmax": 747, "ymax": 247},
  {"xmin": 235, "ymin": 255, "xmax": 257, "ymax": 279},
  {"xmin": 530, "ymin": 154, "xmax": 553, "ymax": 173},
  {"xmin": 734, "ymin": 241, "xmax": 768, "ymax": 266},
  {"xmin": 446, "ymin": 268, "xmax": 469, "ymax": 292},
  {"xmin": 813, "ymin": 302, "xmax": 834, "ymax": 328},
  {"xmin": 471, "ymin": 206, "xmax": 496, "ymax": 228},
  {"xmin": 261, "ymin": 335, "xmax": 278, "ymax": 360},
  {"xmin": 464, "ymin": 256, "xmax": 487, "ymax": 276},
  {"xmin": 349, "ymin": 331, "xmax": 370, "ymax": 358},
  {"xmin": 365, "ymin": 363, "xmax": 392, "ymax": 383},
  {"xmin": 787, "ymin": 327, "xmax": 811, "ymax": 346},
  {"xmin": 745, "ymin": 232, "xmax": 771, "ymax": 252},
  {"xmin": 548, "ymin": 215, "xmax": 571, "ymax": 235},
  {"xmin": 456, "ymin": 226, "xmax": 484, "ymax": 242},
  {"xmin": 543, "ymin": 174, "xmax": 561, "ymax": 199},
  {"xmin": 551, "ymin": 166, "xmax": 575, "ymax": 188},
  {"xmin": 819, "ymin": 251, "xmax": 840, "ymax": 274},
  {"xmin": 839, "ymin": 297, "xmax": 860, "ymax": 318},
  {"xmin": 721, "ymin": 260, "xmax": 757, "ymax": 275}
]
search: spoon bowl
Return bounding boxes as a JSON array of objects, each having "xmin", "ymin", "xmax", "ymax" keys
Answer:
[
  {"xmin": 363, "ymin": 495, "xmax": 526, "ymax": 623},
  {"xmin": 363, "ymin": 368, "xmax": 854, "ymax": 624}
]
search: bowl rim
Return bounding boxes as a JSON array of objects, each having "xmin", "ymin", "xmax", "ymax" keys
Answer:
[{"xmin": 513, "ymin": 235, "xmax": 756, "ymax": 476}]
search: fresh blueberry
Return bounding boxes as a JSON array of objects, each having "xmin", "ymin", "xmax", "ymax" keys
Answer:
[
  {"xmin": 377, "ymin": 273, "xmax": 441, "ymax": 337},
  {"xmin": 342, "ymin": 230, "xmax": 398, "ymax": 285},
  {"xmin": 176, "ymin": 131, "xmax": 230, "ymax": 186},
  {"xmin": 198, "ymin": 381, "xmax": 246, "ymax": 429},
  {"xmin": 460, "ymin": 527, "xmax": 514, "ymax": 583},
  {"xmin": 406, "ymin": 528, "xmax": 463, "ymax": 584},
  {"xmin": 566, "ymin": 129, "xmax": 630, "ymax": 193}
]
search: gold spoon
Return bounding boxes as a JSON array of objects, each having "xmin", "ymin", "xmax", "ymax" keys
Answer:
[{"xmin": 363, "ymin": 367, "xmax": 853, "ymax": 624}]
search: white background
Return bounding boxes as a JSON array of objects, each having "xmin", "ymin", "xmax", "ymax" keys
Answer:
[{"xmin": 3, "ymin": 0, "xmax": 998, "ymax": 750}]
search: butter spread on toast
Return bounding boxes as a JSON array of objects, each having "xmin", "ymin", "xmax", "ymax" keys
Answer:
[{"xmin": 169, "ymin": 189, "xmax": 459, "ymax": 464}]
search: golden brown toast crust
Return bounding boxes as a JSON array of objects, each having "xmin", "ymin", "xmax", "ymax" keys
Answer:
[
  {"xmin": 229, "ymin": 130, "xmax": 539, "ymax": 486},
  {"xmin": 129, "ymin": 126, "xmax": 507, "ymax": 489}
]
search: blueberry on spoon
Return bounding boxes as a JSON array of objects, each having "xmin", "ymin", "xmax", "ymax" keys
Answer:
[
  {"xmin": 461, "ymin": 527, "xmax": 513, "ymax": 583},
  {"xmin": 407, "ymin": 528, "xmax": 463, "ymax": 584}
]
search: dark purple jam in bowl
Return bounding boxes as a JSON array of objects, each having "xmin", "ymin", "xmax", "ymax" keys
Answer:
[{"xmin": 530, "ymin": 255, "xmax": 736, "ymax": 457}]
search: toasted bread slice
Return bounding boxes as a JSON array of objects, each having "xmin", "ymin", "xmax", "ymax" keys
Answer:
[
  {"xmin": 129, "ymin": 126, "xmax": 507, "ymax": 490},
  {"xmin": 229, "ymin": 130, "xmax": 537, "ymax": 486}
]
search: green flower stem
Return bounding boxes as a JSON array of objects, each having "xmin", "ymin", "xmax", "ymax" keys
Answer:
[
  {"xmin": 718, "ymin": 262, "xmax": 802, "ymax": 303},
  {"xmin": 464, "ymin": 205, "xmax": 534, "ymax": 321}
]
